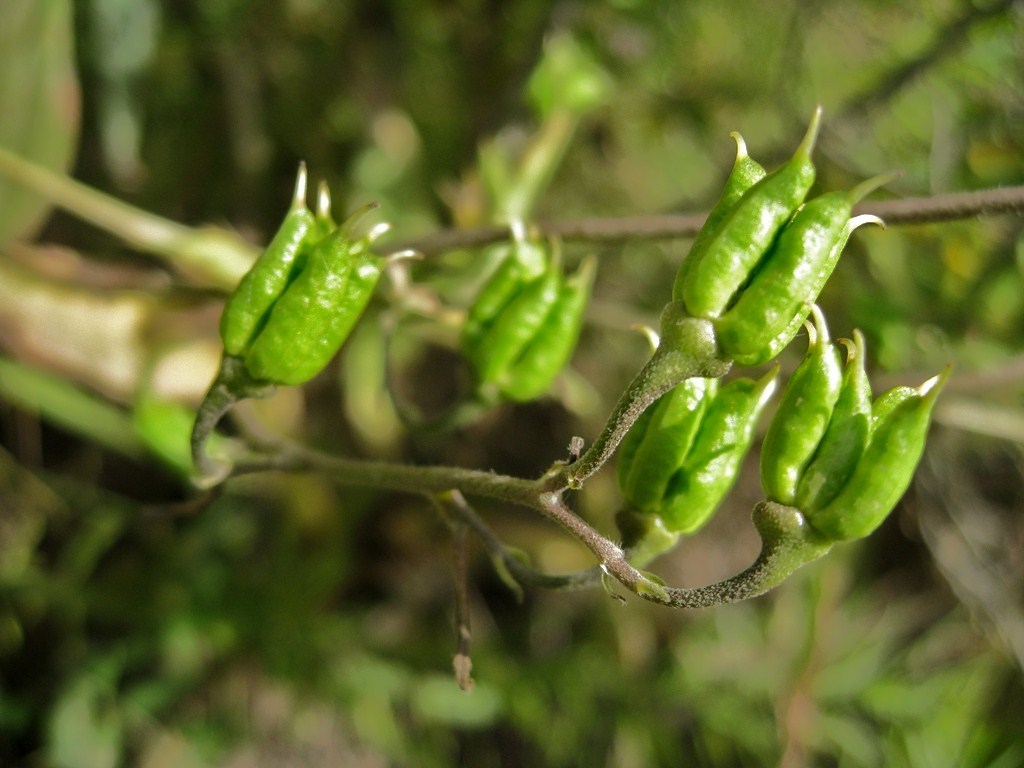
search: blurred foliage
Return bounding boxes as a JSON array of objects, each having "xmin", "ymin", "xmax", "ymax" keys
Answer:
[
  {"xmin": 0, "ymin": 0, "xmax": 79, "ymax": 243},
  {"xmin": 2, "ymin": 0, "xmax": 1024, "ymax": 766}
]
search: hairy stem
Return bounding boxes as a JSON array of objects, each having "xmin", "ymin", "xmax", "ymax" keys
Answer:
[
  {"xmin": 440, "ymin": 490, "xmax": 604, "ymax": 593},
  {"xmin": 200, "ymin": 316, "xmax": 819, "ymax": 610},
  {"xmin": 234, "ymin": 445, "xmax": 539, "ymax": 505},
  {"xmin": 227, "ymin": 415, "xmax": 837, "ymax": 607},
  {"xmin": 190, "ymin": 355, "xmax": 275, "ymax": 482},
  {"xmin": 549, "ymin": 500, "xmax": 834, "ymax": 608},
  {"xmin": 552, "ymin": 313, "xmax": 729, "ymax": 490}
]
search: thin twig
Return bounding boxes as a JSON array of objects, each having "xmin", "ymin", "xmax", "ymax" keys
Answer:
[
  {"xmin": 383, "ymin": 185, "xmax": 1024, "ymax": 257},
  {"xmin": 451, "ymin": 519, "xmax": 475, "ymax": 692},
  {"xmin": 442, "ymin": 490, "xmax": 604, "ymax": 593}
]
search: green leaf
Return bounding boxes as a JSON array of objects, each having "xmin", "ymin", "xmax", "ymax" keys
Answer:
[
  {"xmin": 526, "ymin": 33, "xmax": 612, "ymax": 119},
  {"xmin": 410, "ymin": 674, "xmax": 503, "ymax": 728},
  {"xmin": 0, "ymin": 356, "xmax": 145, "ymax": 459},
  {"xmin": 0, "ymin": 0, "xmax": 80, "ymax": 244},
  {"xmin": 48, "ymin": 673, "xmax": 123, "ymax": 768}
]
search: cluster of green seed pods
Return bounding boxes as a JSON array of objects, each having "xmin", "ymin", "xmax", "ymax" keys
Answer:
[
  {"xmin": 760, "ymin": 307, "xmax": 948, "ymax": 541},
  {"xmin": 611, "ymin": 107, "xmax": 946, "ymax": 564},
  {"xmin": 616, "ymin": 367, "xmax": 776, "ymax": 536},
  {"xmin": 461, "ymin": 238, "xmax": 595, "ymax": 402},
  {"xmin": 671, "ymin": 106, "xmax": 889, "ymax": 366},
  {"xmin": 199, "ymin": 109, "xmax": 950, "ymax": 599},
  {"xmin": 219, "ymin": 164, "xmax": 388, "ymax": 386}
]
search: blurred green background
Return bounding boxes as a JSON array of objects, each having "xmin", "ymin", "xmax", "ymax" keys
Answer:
[{"xmin": 1, "ymin": 0, "xmax": 1024, "ymax": 766}]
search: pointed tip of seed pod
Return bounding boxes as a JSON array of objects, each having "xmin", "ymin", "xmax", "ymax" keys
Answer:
[
  {"xmin": 292, "ymin": 162, "xmax": 309, "ymax": 210},
  {"xmin": 340, "ymin": 201, "xmax": 382, "ymax": 236},
  {"xmin": 848, "ymin": 213, "xmax": 886, "ymax": 232},
  {"xmin": 728, "ymin": 131, "xmax": 749, "ymax": 161},
  {"xmin": 367, "ymin": 221, "xmax": 392, "ymax": 244},
  {"xmin": 316, "ymin": 180, "xmax": 332, "ymax": 220},
  {"xmin": 796, "ymin": 105, "xmax": 824, "ymax": 159},
  {"xmin": 804, "ymin": 304, "xmax": 830, "ymax": 348},
  {"xmin": 570, "ymin": 252, "xmax": 598, "ymax": 286},
  {"xmin": 837, "ymin": 329, "xmax": 867, "ymax": 365},
  {"xmin": 757, "ymin": 362, "xmax": 781, "ymax": 404},
  {"xmin": 509, "ymin": 218, "xmax": 528, "ymax": 243},
  {"xmin": 919, "ymin": 364, "xmax": 952, "ymax": 399},
  {"xmin": 837, "ymin": 337, "xmax": 856, "ymax": 362},
  {"xmin": 385, "ymin": 248, "xmax": 423, "ymax": 264},
  {"xmin": 848, "ymin": 170, "xmax": 901, "ymax": 204},
  {"xmin": 851, "ymin": 328, "xmax": 866, "ymax": 361},
  {"xmin": 629, "ymin": 323, "xmax": 661, "ymax": 352}
]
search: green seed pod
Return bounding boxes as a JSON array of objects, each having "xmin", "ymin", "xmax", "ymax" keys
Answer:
[
  {"xmin": 868, "ymin": 383, "xmax": 920, "ymax": 428},
  {"xmin": 462, "ymin": 238, "xmax": 595, "ymax": 401},
  {"xmin": 220, "ymin": 164, "xmax": 316, "ymax": 356},
  {"xmin": 244, "ymin": 205, "xmax": 384, "ymax": 386},
  {"xmin": 679, "ymin": 106, "xmax": 821, "ymax": 319},
  {"xmin": 462, "ymin": 239, "xmax": 547, "ymax": 352},
  {"xmin": 806, "ymin": 368, "xmax": 948, "ymax": 541},
  {"xmin": 616, "ymin": 376, "xmax": 716, "ymax": 512},
  {"xmin": 659, "ymin": 367, "xmax": 777, "ymax": 534},
  {"xmin": 672, "ymin": 133, "xmax": 767, "ymax": 302},
  {"xmin": 461, "ymin": 253, "xmax": 524, "ymax": 359},
  {"xmin": 468, "ymin": 267, "xmax": 561, "ymax": 386},
  {"xmin": 759, "ymin": 306, "xmax": 843, "ymax": 506},
  {"xmin": 499, "ymin": 255, "xmax": 596, "ymax": 402},
  {"xmin": 727, "ymin": 208, "xmax": 878, "ymax": 367},
  {"xmin": 614, "ymin": 510, "xmax": 682, "ymax": 564},
  {"xmin": 795, "ymin": 331, "xmax": 873, "ymax": 512},
  {"xmin": 714, "ymin": 169, "xmax": 889, "ymax": 366}
]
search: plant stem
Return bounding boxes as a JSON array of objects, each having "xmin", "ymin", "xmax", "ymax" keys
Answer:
[
  {"xmin": 439, "ymin": 490, "xmax": 604, "ymax": 593},
  {"xmin": 233, "ymin": 436, "xmax": 834, "ymax": 607},
  {"xmin": 190, "ymin": 355, "xmax": 275, "ymax": 482},
  {"xmin": 553, "ymin": 313, "xmax": 729, "ymax": 490},
  {"xmin": 234, "ymin": 445, "xmax": 539, "ymax": 505},
  {"xmin": 383, "ymin": 184, "xmax": 1024, "ymax": 257},
  {"xmin": 504, "ymin": 108, "xmax": 579, "ymax": 222},
  {"xmin": 200, "ymin": 318, "xmax": 818, "ymax": 610},
  {"xmin": 451, "ymin": 518, "xmax": 475, "ymax": 691},
  {"xmin": 543, "ymin": 500, "xmax": 834, "ymax": 608},
  {"xmin": 0, "ymin": 144, "xmax": 257, "ymax": 288}
]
